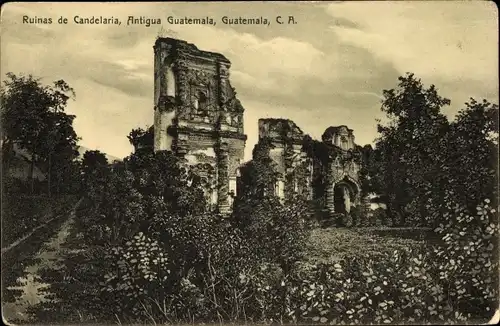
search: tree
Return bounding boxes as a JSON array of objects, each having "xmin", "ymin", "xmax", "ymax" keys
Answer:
[
  {"xmin": 81, "ymin": 150, "xmax": 108, "ymax": 175},
  {"xmin": 1, "ymin": 72, "xmax": 78, "ymax": 194},
  {"xmin": 372, "ymin": 73, "xmax": 451, "ymax": 226},
  {"xmin": 82, "ymin": 150, "xmax": 108, "ymax": 167},
  {"xmin": 372, "ymin": 73, "xmax": 498, "ymax": 228},
  {"xmin": 444, "ymin": 99, "xmax": 499, "ymax": 209},
  {"xmin": 42, "ymin": 112, "xmax": 80, "ymax": 196},
  {"xmin": 127, "ymin": 125, "xmax": 154, "ymax": 153},
  {"xmin": 81, "ymin": 150, "xmax": 109, "ymax": 192},
  {"xmin": 125, "ymin": 149, "xmax": 207, "ymax": 216}
]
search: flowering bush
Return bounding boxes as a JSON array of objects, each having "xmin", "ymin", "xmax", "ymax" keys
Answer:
[
  {"xmin": 232, "ymin": 195, "xmax": 311, "ymax": 273},
  {"xmin": 432, "ymin": 198, "xmax": 498, "ymax": 319},
  {"xmin": 101, "ymin": 232, "xmax": 171, "ymax": 317},
  {"xmin": 164, "ymin": 197, "xmax": 495, "ymax": 325},
  {"xmin": 251, "ymin": 198, "xmax": 497, "ymax": 325}
]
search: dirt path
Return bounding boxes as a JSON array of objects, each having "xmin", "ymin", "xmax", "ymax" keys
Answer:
[
  {"xmin": 2, "ymin": 201, "xmax": 79, "ymax": 322},
  {"xmin": 1, "ymin": 214, "xmax": 63, "ymax": 255}
]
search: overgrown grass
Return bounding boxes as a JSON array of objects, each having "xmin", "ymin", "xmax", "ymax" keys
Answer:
[{"xmin": 305, "ymin": 226, "xmax": 434, "ymax": 264}]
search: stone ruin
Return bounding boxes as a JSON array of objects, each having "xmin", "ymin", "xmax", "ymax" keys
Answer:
[
  {"xmin": 254, "ymin": 119, "xmax": 365, "ymax": 217},
  {"xmin": 153, "ymin": 37, "xmax": 245, "ymax": 214},
  {"xmin": 152, "ymin": 37, "xmax": 366, "ymax": 217}
]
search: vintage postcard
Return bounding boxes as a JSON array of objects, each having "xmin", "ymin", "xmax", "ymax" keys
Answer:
[{"xmin": 1, "ymin": 1, "xmax": 499, "ymax": 325}]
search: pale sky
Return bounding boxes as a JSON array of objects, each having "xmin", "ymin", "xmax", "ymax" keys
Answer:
[{"xmin": 1, "ymin": 1, "xmax": 498, "ymax": 161}]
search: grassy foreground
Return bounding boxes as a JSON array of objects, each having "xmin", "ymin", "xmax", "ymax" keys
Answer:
[{"xmin": 305, "ymin": 226, "xmax": 436, "ymax": 264}]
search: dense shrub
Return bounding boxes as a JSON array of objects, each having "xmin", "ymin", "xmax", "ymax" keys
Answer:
[
  {"xmin": 305, "ymin": 227, "xmax": 426, "ymax": 265},
  {"xmin": 95, "ymin": 211, "xmax": 253, "ymax": 323},
  {"xmin": 432, "ymin": 197, "xmax": 499, "ymax": 318},
  {"xmin": 338, "ymin": 212, "xmax": 353, "ymax": 227},
  {"xmin": 232, "ymin": 194, "xmax": 311, "ymax": 273}
]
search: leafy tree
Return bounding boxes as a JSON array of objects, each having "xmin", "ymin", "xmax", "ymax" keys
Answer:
[
  {"xmin": 372, "ymin": 73, "xmax": 451, "ymax": 226},
  {"xmin": 125, "ymin": 149, "xmax": 207, "ymax": 216},
  {"xmin": 127, "ymin": 125, "xmax": 154, "ymax": 153},
  {"xmin": 81, "ymin": 150, "xmax": 108, "ymax": 173},
  {"xmin": 1, "ymin": 72, "xmax": 78, "ymax": 194},
  {"xmin": 42, "ymin": 112, "xmax": 80, "ymax": 196},
  {"xmin": 443, "ymin": 99, "xmax": 498, "ymax": 209},
  {"xmin": 81, "ymin": 150, "xmax": 109, "ymax": 193},
  {"xmin": 372, "ymin": 73, "xmax": 498, "ymax": 229}
]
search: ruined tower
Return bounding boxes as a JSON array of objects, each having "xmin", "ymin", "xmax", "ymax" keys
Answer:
[{"xmin": 153, "ymin": 37, "xmax": 247, "ymax": 214}]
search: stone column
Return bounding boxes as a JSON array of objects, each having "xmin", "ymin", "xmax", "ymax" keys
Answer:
[
  {"xmin": 307, "ymin": 158, "xmax": 314, "ymax": 200},
  {"xmin": 174, "ymin": 57, "xmax": 189, "ymax": 108},
  {"xmin": 216, "ymin": 141, "xmax": 230, "ymax": 215},
  {"xmin": 283, "ymin": 143, "xmax": 295, "ymax": 200},
  {"xmin": 218, "ymin": 62, "xmax": 229, "ymax": 105},
  {"xmin": 325, "ymin": 162, "xmax": 336, "ymax": 216}
]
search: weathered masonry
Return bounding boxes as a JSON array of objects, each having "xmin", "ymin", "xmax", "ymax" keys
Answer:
[
  {"xmin": 253, "ymin": 119, "xmax": 364, "ymax": 216},
  {"xmin": 153, "ymin": 37, "xmax": 246, "ymax": 214},
  {"xmin": 152, "ymin": 37, "xmax": 366, "ymax": 217}
]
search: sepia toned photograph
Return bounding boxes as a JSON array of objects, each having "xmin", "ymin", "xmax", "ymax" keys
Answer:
[{"xmin": 1, "ymin": 1, "xmax": 499, "ymax": 325}]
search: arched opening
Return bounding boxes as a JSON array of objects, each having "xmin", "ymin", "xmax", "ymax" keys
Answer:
[
  {"xmin": 229, "ymin": 177, "xmax": 237, "ymax": 197},
  {"xmin": 275, "ymin": 179, "xmax": 285, "ymax": 199},
  {"xmin": 340, "ymin": 136, "xmax": 349, "ymax": 150},
  {"xmin": 210, "ymin": 188, "xmax": 218, "ymax": 206},
  {"xmin": 194, "ymin": 90, "xmax": 208, "ymax": 115},
  {"xmin": 333, "ymin": 179, "xmax": 358, "ymax": 214}
]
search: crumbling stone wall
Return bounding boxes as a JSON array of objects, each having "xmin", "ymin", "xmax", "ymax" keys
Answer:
[
  {"xmin": 153, "ymin": 37, "xmax": 246, "ymax": 214},
  {"xmin": 256, "ymin": 119, "xmax": 314, "ymax": 202},
  {"xmin": 251, "ymin": 119, "xmax": 366, "ymax": 219}
]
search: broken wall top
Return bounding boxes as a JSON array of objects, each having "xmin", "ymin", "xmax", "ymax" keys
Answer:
[
  {"xmin": 322, "ymin": 125, "xmax": 357, "ymax": 151},
  {"xmin": 322, "ymin": 125, "xmax": 354, "ymax": 140},
  {"xmin": 154, "ymin": 37, "xmax": 231, "ymax": 64},
  {"xmin": 258, "ymin": 118, "xmax": 305, "ymax": 144},
  {"xmin": 154, "ymin": 37, "xmax": 246, "ymax": 136}
]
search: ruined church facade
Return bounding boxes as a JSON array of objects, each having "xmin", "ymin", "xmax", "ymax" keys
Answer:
[
  {"xmin": 153, "ymin": 37, "xmax": 246, "ymax": 214},
  {"xmin": 153, "ymin": 37, "xmax": 364, "ymax": 216}
]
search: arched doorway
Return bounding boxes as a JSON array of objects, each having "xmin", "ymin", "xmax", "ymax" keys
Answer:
[{"xmin": 333, "ymin": 179, "xmax": 359, "ymax": 214}]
